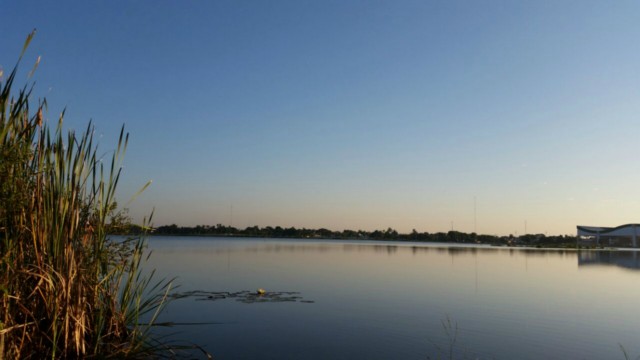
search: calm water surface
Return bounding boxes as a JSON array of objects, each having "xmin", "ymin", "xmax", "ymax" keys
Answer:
[{"xmin": 143, "ymin": 236, "xmax": 640, "ymax": 359}]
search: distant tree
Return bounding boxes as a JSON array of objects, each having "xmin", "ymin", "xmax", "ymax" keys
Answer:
[
  {"xmin": 384, "ymin": 227, "xmax": 398, "ymax": 239},
  {"xmin": 317, "ymin": 228, "xmax": 333, "ymax": 238}
]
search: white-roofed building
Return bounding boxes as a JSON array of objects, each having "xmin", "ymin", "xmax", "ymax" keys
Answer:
[{"xmin": 577, "ymin": 224, "xmax": 640, "ymax": 247}]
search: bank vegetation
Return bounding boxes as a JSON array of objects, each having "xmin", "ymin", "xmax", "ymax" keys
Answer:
[{"xmin": 0, "ymin": 32, "xmax": 173, "ymax": 359}]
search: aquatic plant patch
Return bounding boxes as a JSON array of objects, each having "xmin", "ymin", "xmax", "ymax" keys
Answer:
[{"xmin": 171, "ymin": 290, "xmax": 315, "ymax": 304}]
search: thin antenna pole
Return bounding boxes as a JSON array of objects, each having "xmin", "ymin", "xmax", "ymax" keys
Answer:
[{"xmin": 474, "ymin": 196, "xmax": 477, "ymax": 234}]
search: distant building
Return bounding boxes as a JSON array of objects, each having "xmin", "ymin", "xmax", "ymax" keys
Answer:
[{"xmin": 577, "ymin": 224, "xmax": 640, "ymax": 247}]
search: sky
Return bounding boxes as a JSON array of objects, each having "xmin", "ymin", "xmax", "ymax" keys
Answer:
[{"xmin": 2, "ymin": 1, "xmax": 640, "ymax": 235}]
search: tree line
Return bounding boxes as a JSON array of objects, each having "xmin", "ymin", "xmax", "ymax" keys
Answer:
[{"xmin": 113, "ymin": 222, "xmax": 577, "ymax": 247}]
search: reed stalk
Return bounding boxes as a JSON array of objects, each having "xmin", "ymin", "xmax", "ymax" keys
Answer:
[{"xmin": 0, "ymin": 31, "xmax": 172, "ymax": 359}]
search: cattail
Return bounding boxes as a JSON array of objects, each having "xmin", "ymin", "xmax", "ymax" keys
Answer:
[{"xmin": 37, "ymin": 107, "xmax": 43, "ymax": 126}]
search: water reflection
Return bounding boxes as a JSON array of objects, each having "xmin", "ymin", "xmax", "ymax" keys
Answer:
[
  {"xmin": 145, "ymin": 237, "xmax": 640, "ymax": 360},
  {"xmin": 192, "ymin": 239, "xmax": 575, "ymax": 257},
  {"xmin": 578, "ymin": 251, "xmax": 640, "ymax": 270},
  {"xmin": 246, "ymin": 242, "xmax": 576, "ymax": 259},
  {"xmin": 151, "ymin": 237, "xmax": 581, "ymax": 259},
  {"xmin": 150, "ymin": 236, "xmax": 640, "ymax": 271}
]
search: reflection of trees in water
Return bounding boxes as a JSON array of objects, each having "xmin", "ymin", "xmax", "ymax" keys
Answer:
[
  {"xmin": 153, "ymin": 239, "xmax": 578, "ymax": 260},
  {"xmin": 243, "ymin": 244, "xmax": 335, "ymax": 253},
  {"xmin": 578, "ymin": 251, "xmax": 640, "ymax": 270},
  {"xmin": 243, "ymin": 243, "xmax": 400, "ymax": 254},
  {"xmin": 407, "ymin": 246, "xmax": 573, "ymax": 259},
  {"xmin": 518, "ymin": 249, "xmax": 574, "ymax": 258},
  {"xmin": 343, "ymin": 244, "xmax": 398, "ymax": 254},
  {"xmin": 246, "ymin": 243, "xmax": 577, "ymax": 259}
]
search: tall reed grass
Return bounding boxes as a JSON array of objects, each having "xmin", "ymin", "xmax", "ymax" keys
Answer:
[{"xmin": 0, "ymin": 31, "xmax": 172, "ymax": 359}]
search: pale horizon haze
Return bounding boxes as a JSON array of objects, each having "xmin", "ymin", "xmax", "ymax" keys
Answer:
[{"xmin": 2, "ymin": 1, "xmax": 640, "ymax": 236}]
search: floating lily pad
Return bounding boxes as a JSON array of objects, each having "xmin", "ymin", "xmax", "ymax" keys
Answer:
[{"xmin": 170, "ymin": 290, "xmax": 313, "ymax": 304}]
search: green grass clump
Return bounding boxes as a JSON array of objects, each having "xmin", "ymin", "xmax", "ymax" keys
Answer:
[{"xmin": 0, "ymin": 31, "xmax": 172, "ymax": 359}]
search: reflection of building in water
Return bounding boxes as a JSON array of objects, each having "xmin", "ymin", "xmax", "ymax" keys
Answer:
[
  {"xmin": 577, "ymin": 224, "xmax": 640, "ymax": 247},
  {"xmin": 578, "ymin": 251, "xmax": 640, "ymax": 270}
]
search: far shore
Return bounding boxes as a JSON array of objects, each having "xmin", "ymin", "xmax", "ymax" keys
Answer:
[{"xmin": 109, "ymin": 224, "xmax": 625, "ymax": 249}]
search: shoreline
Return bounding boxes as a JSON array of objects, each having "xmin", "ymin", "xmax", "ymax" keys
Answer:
[{"xmin": 114, "ymin": 233, "xmax": 637, "ymax": 251}]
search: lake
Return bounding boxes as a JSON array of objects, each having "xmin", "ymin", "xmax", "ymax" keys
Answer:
[{"xmin": 142, "ymin": 236, "xmax": 640, "ymax": 359}]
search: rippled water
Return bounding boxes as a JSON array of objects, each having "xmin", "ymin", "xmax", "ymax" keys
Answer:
[{"xmin": 142, "ymin": 236, "xmax": 640, "ymax": 359}]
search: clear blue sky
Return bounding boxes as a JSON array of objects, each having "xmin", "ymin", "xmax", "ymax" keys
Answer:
[{"xmin": 2, "ymin": 1, "xmax": 640, "ymax": 235}]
